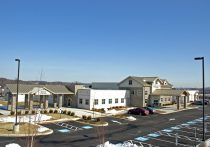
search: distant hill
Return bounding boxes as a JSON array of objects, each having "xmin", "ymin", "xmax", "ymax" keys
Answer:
[
  {"xmin": 0, "ymin": 77, "xmax": 88, "ymax": 88},
  {"xmin": 176, "ymin": 87, "xmax": 210, "ymax": 94}
]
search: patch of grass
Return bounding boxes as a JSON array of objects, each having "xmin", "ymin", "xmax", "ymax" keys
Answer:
[
  {"xmin": 113, "ymin": 114, "xmax": 128, "ymax": 119},
  {"xmin": 0, "ymin": 122, "xmax": 42, "ymax": 135},
  {"xmin": 47, "ymin": 113, "xmax": 78, "ymax": 120},
  {"xmin": 77, "ymin": 118, "xmax": 107, "ymax": 125}
]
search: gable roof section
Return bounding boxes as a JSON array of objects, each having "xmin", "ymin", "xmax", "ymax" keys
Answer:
[
  {"xmin": 118, "ymin": 76, "xmax": 159, "ymax": 87},
  {"xmin": 6, "ymin": 84, "xmax": 34, "ymax": 94},
  {"xmin": 44, "ymin": 85, "xmax": 73, "ymax": 94},
  {"xmin": 5, "ymin": 84, "xmax": 73, "ymax": 95},
  {"xmin": 151, "ymin": 89, "xmax": 189, "ymax": 96}
]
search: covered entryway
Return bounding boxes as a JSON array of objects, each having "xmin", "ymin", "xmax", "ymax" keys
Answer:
[
  {"xmin": 149, "ymin": 89, "xmax": 190, "ymax": 110},
  {"xmin": 5, "ymin": 84, "xmax": 74, "ymax": 111}
]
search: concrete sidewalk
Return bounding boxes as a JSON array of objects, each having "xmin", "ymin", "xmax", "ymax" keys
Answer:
[{"xmin": 156, "ymin": 104, "xmax": 199, "ymax": 114}]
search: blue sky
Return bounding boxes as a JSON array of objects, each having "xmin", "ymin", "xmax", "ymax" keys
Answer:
[{"xmin": 0, "ymin": 0, "xmax": 209, "ymax": 87}]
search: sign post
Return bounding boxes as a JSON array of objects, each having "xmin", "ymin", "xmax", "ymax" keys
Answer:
[{"xmin": 59, "ymin": 108, "xmax": 62, "ymax": 119}]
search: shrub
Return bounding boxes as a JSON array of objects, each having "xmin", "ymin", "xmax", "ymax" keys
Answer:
[
  {"xmin": 32, "ymin": 110, "xmax": 36, "ymax": 114},
  {"xmin": 17, "ymin": 111, "xmax": 21, "ymax": 115},
  {"xmin": 44, "ymin": 110, "xmax": 48, "ymax": 114},
  {"xmin": 82, "ymin": 115, "xmax": 87, "ymax": 120},
  {"xmin": 62, "ymin": 110, "xmax": 67, "ymax": 114},
  {"xmin": 87, "ymin": 115, "xmax": 92, "ymax": 120},
  {"xmin": 96, "ymin": 118, "xmax": 100, "ymax": 122},
  {"xmin": 25, "ymin": 110, "xmax": 29, "ymax": 115},
  {"xmin": 101, "ymin": 108, "xmax": 105, "ymax": 113},
  {"xmin": 67, "ymin": 111, "xmax": 71, "ymax": 115},
  {"xmin": 70, "ymin": 112, "xmax": 75, "ymax": 116},
  {"xmin": 54, "ymin": 110, "xmax": 58, "ymax": 113},
  {"xmin": 10, "ymin": 111, "xmax": 15, "ymax": 115},
  {"xmin": 40, "ymin": 110, "xmax": 44, "ymax": 114},
  {"xmin": 49, "ymin": 109, "xmax": 54, "ymax": 113}
]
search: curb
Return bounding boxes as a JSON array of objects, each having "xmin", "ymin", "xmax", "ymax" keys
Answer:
[
  {"xmin": 0, "ymin": 124, "xmax": 53, "ymax": 137},
  {"xmin": 38, "ymin": 118, "xmax": 80, "ymax": 124}
]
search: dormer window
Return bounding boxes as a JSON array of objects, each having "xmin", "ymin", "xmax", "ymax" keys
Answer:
[{"xmin": 129, "ymin": 80, "xmax": 132, "ymax": 85}]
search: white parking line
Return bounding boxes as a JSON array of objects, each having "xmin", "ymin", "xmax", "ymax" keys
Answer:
[
  {"xmin": 55, "ymin": 122, "xmax": 83, "ymax": 131},
  {"xmin": 148, "ymin": 137, "xmax": 192, "ymax": 147}
]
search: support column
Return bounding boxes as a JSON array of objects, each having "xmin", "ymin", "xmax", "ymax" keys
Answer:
[
  {"xmin": 177, "ymin": 96, "xmax": 180, "ymax": 110},
  {"xmin": 184, "ymin": 96, "xmax": 187, "ymax": 109},
  {"xmin": 11, "ymin": 95, "xmax": 16, "ymax": 112},
  {"xmin": 58, "ymin": 95, "xmax": 63, "ymax": 108},
  {"xmin": 24, "ymin": 94, "xmax": 29, "ymax": 109},
  {"xmin": 39, "ymin": 95, "xmax": 44, "ymax": 109},
  {"xmin": 53, "ymin": 95, "xmax": 57, "ymax": 108},
  {"xmin": 29, "ymin": 94, "xmax": 33, "ymax": 110},
  {"xmin": 7, "ymin": 93, "xmax": 12, "ymax": 111},
  {"xmin": 44, "ymin": 95, "xmax": 48, "ymax": 109}
]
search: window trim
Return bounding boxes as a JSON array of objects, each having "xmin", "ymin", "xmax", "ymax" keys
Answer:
[
  {"xmin": 115, "ymin": 98, "xmax": 118, "ymax": 104},
  {"xmin": 109, "ymin": 99, "xmax": 112, "ymax": 104},
  {"xmin": 79, "ymin": 99, "xmax": 83, "ymax": 104},
  {"xmin": 102, "ymin": 99, "xmax": 106, "ymax": 104},
  {"xmin": 121, "ymin": 98, "xmax": 125, "ymax": 103}
]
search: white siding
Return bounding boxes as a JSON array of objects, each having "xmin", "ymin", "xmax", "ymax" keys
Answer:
[
  {"xmin": 77, "ymin": 89, "xmax": 130, "ymax": 110},
  {"xmin": 151, "ymin": 80, "xmax": 161, "ymax": 92}
]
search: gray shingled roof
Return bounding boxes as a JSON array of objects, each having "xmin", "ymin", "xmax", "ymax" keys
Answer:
[
  {"xmin": 44, "ymin": 85, "xmax": 73, "ymax": 94},
  {"xmin": 5, "ymin": 84, "xmax": 73, "ymax": 95},
  {"xmin": 131, "ymin": 76, "xmax": 158, "ymax": 86},
  {"xmin": 151, "ymin": 89, "xmax": 189, "ymax": 96}
]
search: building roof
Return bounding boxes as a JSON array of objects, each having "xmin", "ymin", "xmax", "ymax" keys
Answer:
[
  {"xmin": 91, "ymin": 82, "xmax": 119, "ymax": 90},
  {"xmin": 5, "ymin": 84, "xmax": 74, "ymax": 95},
  {"xmin": 151, "ymin": 89, "xmax": 189, "ymax": 96},
  {"xmin": 130, "ymin": 76, "xmax": 159, "ymax": 86}
]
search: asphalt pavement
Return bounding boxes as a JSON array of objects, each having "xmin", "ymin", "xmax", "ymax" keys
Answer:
[{"xmin": 0, "ymin": 105, "xmax": 210, "ymax": 147}]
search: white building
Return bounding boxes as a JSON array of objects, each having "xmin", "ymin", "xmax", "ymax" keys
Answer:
[
  {"xmin": 77, "ymin": 89, "xmax": 130, "ymax": 110},
  {"xmin": 187, "ymin": 90, "xmax": 199, "ymax": 102}
]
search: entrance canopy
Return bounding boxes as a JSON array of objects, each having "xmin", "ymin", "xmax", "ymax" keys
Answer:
[
  {"xmin": 151, "ymin": 89, "xmax": 189, "ymax": 97},
  {"xmin": 5, "ymin": 84, "xmax": 74, "ymax": 95}
]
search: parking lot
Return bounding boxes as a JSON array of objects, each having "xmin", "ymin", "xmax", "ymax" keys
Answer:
[
  {"xmin": 122, "ymin": 115, "xmax": 210, "ymax": 147},
  {"xmin": 1, "ymin": 106, "xmax": 210, "ymax": 147}
]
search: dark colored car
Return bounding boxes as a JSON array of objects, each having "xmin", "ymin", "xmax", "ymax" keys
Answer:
[
  {"xmin": 192, "ymin": 100, "xmax": 208, "ymax": 105},
  {"xmin": 128, "ymin": 108, "xmax": 149, "ymax": 116},
  {"xmin": 144, "ymin": 107, "xmax": 156, "ymax": 114}
]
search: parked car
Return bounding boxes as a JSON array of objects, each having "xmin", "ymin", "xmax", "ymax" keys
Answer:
[
  {"xmin": 128, "ymin": 108, "xmax": 149, "ymax": 116},
  {"xmin": 143, "ymin": 107, "xmax": 156, "ymax": 114},
  {"xmin": 192, "ymin": 100, "xmax": 208, "ymax": 105}
]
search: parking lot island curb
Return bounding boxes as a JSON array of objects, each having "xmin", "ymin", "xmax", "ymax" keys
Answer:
[{"xmin": 0, "ymin": 129, "xmax": 53, "ymax": 137}]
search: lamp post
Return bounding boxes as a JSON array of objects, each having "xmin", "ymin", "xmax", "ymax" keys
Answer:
[
  {"xmin": 194, "ymin": 57, "xmax": 205, "ymax": 141},
  {"xmin": 14, "ymin": 58, "xmax": 20, "ymax": 133}
]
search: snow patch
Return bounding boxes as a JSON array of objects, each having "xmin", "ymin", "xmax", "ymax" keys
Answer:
[
  {"xmin": 37, "ymin": 126, "xmax": 49, "ymax": 132},
  {"xmin": 0, "ymin": 114, "xmax": 52, "ymax": 123},
  {"xmin": 96, "ymin": 141, "xmax": 138, "ymax": 147},
  {"xmin": 5, "ymin": 143, "xmax": 21, "ymax": 147},
  {"xmin": 126, "ymin": 116, "xmax": 136, "ymax": 121}
]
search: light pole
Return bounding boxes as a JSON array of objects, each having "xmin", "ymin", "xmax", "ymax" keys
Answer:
[
  {"xmin": 194, "ymin": 57, "xmax": 205, "ymax": 141},
  {"xmin": 14, "ymin": 58, "xmax": 20, "ymax": 133}
]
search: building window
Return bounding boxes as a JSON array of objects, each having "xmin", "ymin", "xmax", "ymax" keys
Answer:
[
  {"xmin": 145, "ymin": 91, "xmax": 148, "ymax": 95},
  {"xmin": 131, "ymin": 90, "xmax": 135, "ymax": 95},
  {"xmin": 109, "ymin": 99, "xmax": 112, "ymax": 104},
  {"xmin": 121, "ymin": 98, "xmax": 125, "ymax": 103},
  {"xmin": 168, "ymin": 98, "xmax": 171, "ymax": 101},
  {"xmin": 102, "ymin": 99, "xmax": 105, "ymax": 104},
  {"xmin": 79, "ymin": 99, "xmax": 83, "ymax": 104},
  {"xmin": 165, "ymin": 98, "xmax": 167, "ymax": 101},
  {"xmin": 129, "ymin": 80, "xmax": 132, "ymax": 85},
  {"xmin": 137, "ymin": 90, "xmax": 142, "ymax": 96},
  {"xmin": 115, "ymin": 98, "xmax": 118, "ymax": 103},
  {"xmin": 161, "ymin": 98, "xmax": 163, "ymax": 102},
  {"xmin": 94, "ymin": 99, "xmax": 98, "ymax": 105},
  {"xmin": 85, "ymin": 99, "xmax": 89, "ymax": 105}
]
